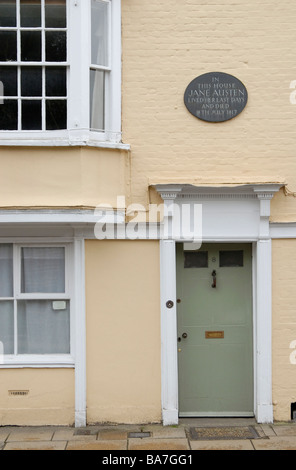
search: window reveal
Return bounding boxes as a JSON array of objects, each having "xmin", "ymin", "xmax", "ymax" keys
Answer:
[{"xmin": 0, "ymin": 0, "xmax": 67, "ymax": 131}]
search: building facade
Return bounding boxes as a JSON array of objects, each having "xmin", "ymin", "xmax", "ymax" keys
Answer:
[{"xmin": 0, "ymin": 0, "xmax": 296, "ymax": 426}]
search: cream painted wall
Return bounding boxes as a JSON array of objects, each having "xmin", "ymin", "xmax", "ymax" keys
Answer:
[
  {"xmin": 0, "ymin": 369, "xmax": 74, "ymax": 426},
  {"xmin": 121, "ymin": 0, "xmax": 296, "ymax": 222},
  {"xmin": 85, "ymin": 240, "xmax": 161, "ymax": 424},
  {"xmin": 272, "ymin": 240, "xmax": 296, "ymax": 421},
  {"xmin": 0, "ymin": 147, "xmax": 129, "ymax": 209}
]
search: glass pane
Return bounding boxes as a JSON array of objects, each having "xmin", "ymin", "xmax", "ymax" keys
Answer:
[
  {"xmin": 0, "ymin": 31, "xmax": 17, "ymax": 61},
  {"xmin": 45, "ymin": 0, "xmax": 66, "ymax": 28},
  {"xmin": 0, "ymin": 99, "xmax": 17, "ymax": 129},
  {"xmin": 0, "ymin": 301, "xmax": 14, "ymax": 354},
  {"xmin": 184, "ymin": 251, "xmax": 208, "ymax": 268},
  {"xmin": 21, "ymin": 31, "xmax": 42, "ymax": 61},
  {"xmin": 219, "ymin": 250, "xmax": 244, "ymax": 267},
  {"xmin": 17, "ymin": 299, "xmax": 70, "ymax": 354},
  {"xmin": 0, "ymin": 67, "xmax": 17, "ymax": 96},
  {"xmin": 21, "ymin": 99, "xmax": 42, "ymax": 130},
  {"xmin": 46, "ymin": 100, "xmax": 66, "ymax": 129},
  {"xmin": 0, "ymin": 0, "xmax": 16, "ymax": 27},
  {"xmin": 90, "ymin": 69, "xmax": 104, "ymax": 131},
  {"xmin": 46, "ymin": 67, "xmax": 66, "ymax": 97},
  {"xmin": 0, "ymin": 244, "xmax": 13, "ymax": 297},
  {"xmin": 91, "ymin": 0, "xmax": 109, "ymax": 67},
  {"xmin": 21, "ymin": 67, "xmax": 42, "ymax": 97},
  {"xmin": 45, "ymin": 31, "xmax": 66, "ymax": 62},
  {"xmin": 21, "ymin": 247, "xmax": 65, "ymax": 293},
  {"xmin": 20, "ymin": 0, "xmax": 41, "ymax": 27}
]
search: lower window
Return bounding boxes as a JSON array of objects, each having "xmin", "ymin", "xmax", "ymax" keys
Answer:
[{"xmin": 0, "ymin": 244, "xmax": 71, "ymax": 359}]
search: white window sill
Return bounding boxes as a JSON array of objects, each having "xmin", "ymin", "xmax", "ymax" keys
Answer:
[
  {"xmin": 0, "ymin": 355, "xmax": 75, "ymax": 368},
  {"xmin": 0, "ymin": 130, "xmax": 130, "ymax": 151}
]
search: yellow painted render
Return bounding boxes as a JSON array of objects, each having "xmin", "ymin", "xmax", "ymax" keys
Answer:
[
  {"xmin": 0, "ymin": 146, "xmax": 130, "ymax": 209},
  {"xmin": 85, "ymin": 239, "xmax": 161, "ymax": 424},
  {"xmin": 272, "ymin": 240, "xmax": 296, "ymax": 422},
  {"xmin": 0, "ymin": 368, "xmax": 75, "ymax": 426},
  {"xmin": 121, "ymin": 0, "xmax": 296, "ymax": 222}
]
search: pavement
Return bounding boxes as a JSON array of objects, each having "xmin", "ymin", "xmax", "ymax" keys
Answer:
[{"xmin": 0, "ymin": 418, "xmax": 296, "ymax": 450}]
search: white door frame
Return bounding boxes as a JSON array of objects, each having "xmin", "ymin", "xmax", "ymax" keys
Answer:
[{"xmin": 156, "ymin": 183, "xmax": 282, "ymax": 425}]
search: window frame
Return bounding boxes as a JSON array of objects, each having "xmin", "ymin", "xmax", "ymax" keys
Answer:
[
  {"xmin": 0, "ymin": 0, "xmax": 123, "ymax": 147},
  {"xmin": 0, "ymin": 242, "xmax": 75, "ymax": 367}
]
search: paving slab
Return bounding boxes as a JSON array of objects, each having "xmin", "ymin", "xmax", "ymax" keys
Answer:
[
  {"xmin": 128, "ymin": 438, "xmax": 189, "ymax": 451},
  {"xmin": 142, "ymin": 425, "xmax": 186, "ymax": 439},
  {"xmin": 98, "ymin": 430, "xmax": 128, "ymax": 440},
  {"xmin": 190, "ymin": 439, "xmax": 254, "ymax": 451},
  {"xmin": 66, "ymin": 440, "xmax": 127, "ymax": 450},
  {"xmin": 4, "ymin": 441, "xmax": 67, "ymax": 451},
  {"xmin": 252, "ymin": 436, "xmax": 296, "ymax": 450},
  {"xmin": 271, "ymin": 425, "xmax": 296, "ymax": 436},
  {"xmin": 0, "ymin": 428, "xmax": 11, "ymax": 442},
  {"xmin": 259, "ymin": 424, "xmax": 277, "ymax": 437},
  {"xmin": 7, "ymin": 428, "xmax": 54, "ymax": 442},
  {"xmin": 53, "ymin": 429, "xmax": 98, "ymax": 441}
]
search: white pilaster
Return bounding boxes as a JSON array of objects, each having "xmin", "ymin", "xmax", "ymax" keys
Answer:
[
  {"xmin": 73, "ymin": 233, "xmax": 87, "ymax": 427},
  {"xmin": 255, "ymin": 238, "xmax": 273, "ymax": 423},
  {"xmin": 160, "ymin": 239, "xmax": 178, "ymax": 425},
  {"xmin": 254, "ymin": 188, "xmax": 274, "ymax": 423}
]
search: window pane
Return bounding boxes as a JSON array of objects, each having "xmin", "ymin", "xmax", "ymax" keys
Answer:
[
  {"xmin": 46, "ymin": 99, "xmax": 66, "ymax": 129},
  {"xmin": 91, "ymin": 0, "xmax": 109, "ymax": 67},
  {"xmin": 21, "ymin": 67, "xmax": 42, "ymax": 97},
  {"xmin": 0, "ymin": 31, "xmax": 17, "ymax": 61},
  {"xmin": 45, "ymin": 31, "xmax": 66, "ymax": 62},
  {"xmin": 184, "ymin": 251, "xmax": 208, "ymax": 268},
  {"xmin": 0, "ymin": 301, "xmax": 14, "ymax": 354},
  {"xmin": 0, "ymin": 244, "xmax": 13, "ymax": 297},
  {"xmin": 20, "ymin": 0, "xmax": 41, "ymax": 27},
  {"xmin": 219, "ymin": 250, "xmax": 244, "ymax": 267},
  {"xmin": 0, "ymin": 0, "xmax": 16, "ymax": 27},
  {"xmin": 46, "ymin": 67, "xmax": 66, "ymax": 97},
  {"xmin": 21, "ymin": 247, "xmax": 65, "ymax": 293},
  {"xmin": 21, "ymin": 100, "xmax": 41, "ymax": 130},
  {"xmin": 17, "ymin": 300, "xmax": 70, "ymax": 354},
  {"xmin": 21, "ymin": 31, "xmax": 42, "ymax": 62},
  {"xmin": 0, "ymin": 67, "xmax": 17, "ymax": 96},
  {"xmin": 90, "ymin": 69, "xmax": 104, "ymax": 131},
  {"xmin": 45, "ymin": 0, "xmax": 66, "ymax": 28},
  {"xmin": 0, "ymin": 99, "xmax": 17, "ymax": 129}
]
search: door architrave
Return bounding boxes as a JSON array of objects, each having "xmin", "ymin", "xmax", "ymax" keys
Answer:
[{"xmin": 156, "ymin": 183, "xmax": 283, "ymax": 425}]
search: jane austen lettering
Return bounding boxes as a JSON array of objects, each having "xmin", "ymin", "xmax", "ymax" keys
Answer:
[{"xmin": 184, "ymin": 72, "xmax": 248, "ymax": 123}]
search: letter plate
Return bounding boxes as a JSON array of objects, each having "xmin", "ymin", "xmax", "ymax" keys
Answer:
[{"xmin": 205, "ymin": 331, "xmax": 224, "ymax": 339}]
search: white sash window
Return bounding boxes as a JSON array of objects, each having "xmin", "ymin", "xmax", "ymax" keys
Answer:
[
  {"xmin": 0, "ymin": 243, "xmax": 74, "ymax": 365},
  {"xmin": 0, "ymin": 0, "xmax": 122, "ymax": 146}
]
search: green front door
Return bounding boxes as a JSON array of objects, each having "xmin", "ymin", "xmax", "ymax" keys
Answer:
[{"xmin": 177, "ymin": 243, "xmax": 254, "ymax": 416}]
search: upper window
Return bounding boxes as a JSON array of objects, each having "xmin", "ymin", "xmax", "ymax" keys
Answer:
[
  {"xmin": 0, "ymin": 0, "xmax": 67, "ymax": 131},
  {"xmin": 0, "ymin": 0, "xmax": 122, "ymax": 145}
]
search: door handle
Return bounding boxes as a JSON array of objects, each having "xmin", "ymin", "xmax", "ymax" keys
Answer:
[
  {"xmin": 211, "ymin": 270, "xmax": 217, "ymax": 288},
  {"xmin": 178, "ymin": 333, "xmax": 188, "ymax": 342}
]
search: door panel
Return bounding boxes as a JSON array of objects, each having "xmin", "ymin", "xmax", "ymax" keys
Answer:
[{"xmin": 177, "ymin": 243, "xmax": 253, "ymax": 416}]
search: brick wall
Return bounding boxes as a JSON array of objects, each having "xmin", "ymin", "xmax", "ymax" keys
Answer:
[
  {"xmin": 122, "ymin": 0, "xmax": 296, "ymax": 221},
  {"xmin": 272, "ymin": 240, "xmax": 296, "ymax": 421}
]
